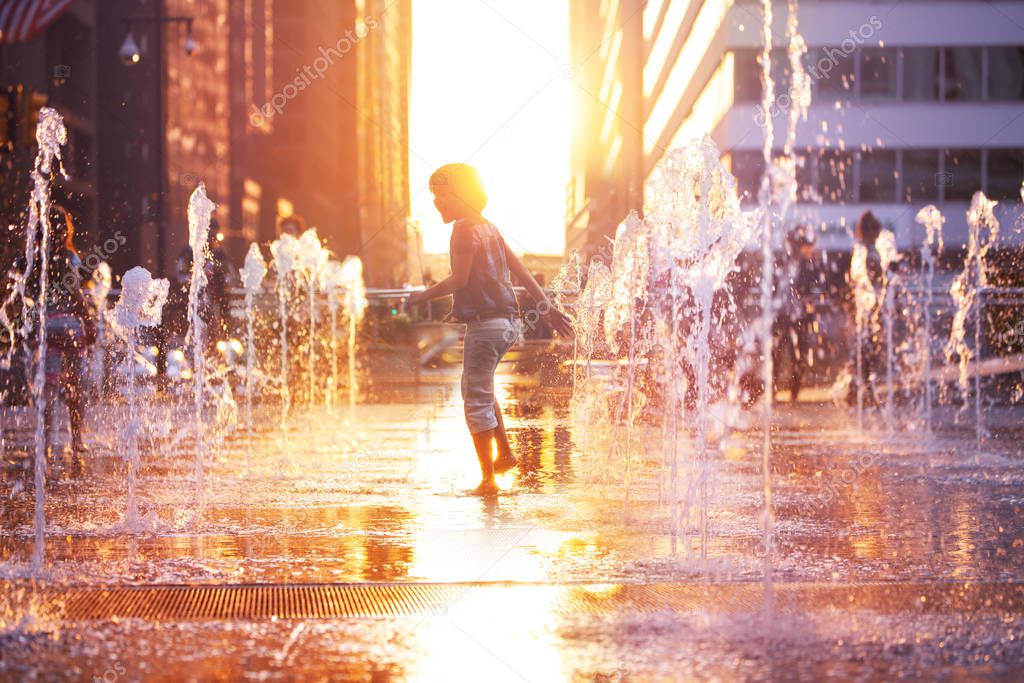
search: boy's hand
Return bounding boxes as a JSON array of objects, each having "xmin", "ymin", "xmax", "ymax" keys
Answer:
[
  {"xmin": 406, "ymin": 291, "xmax": 425, "ymax": 307},
  {"xmin": 543, "ymin": 306, "xmax": 574, "ymax": 338}
]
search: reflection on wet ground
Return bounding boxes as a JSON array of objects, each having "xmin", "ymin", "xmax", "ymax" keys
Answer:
[{"xmin": 2, "ymin": 373, "xmax": 1024, "ymax": 679}]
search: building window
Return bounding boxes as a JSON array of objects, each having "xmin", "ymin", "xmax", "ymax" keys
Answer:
[
  {"xmin": 770, "ymin": 47, "xmax": 792, "ymax": 103},
  {"xmin": 943, "ymin": 149, "xmax": 982, "ymax": 201},
  {"xmin": 818, "ymin": 149, "xmax": 854, "ymax": 203},
  {"xmin": 858, "ymin": 150, "xmax": 898, "ymax": 202},
  {"xmin": 729, "ymin": 149, "xmax": 765, "ymax": 201},
  {"xmin": 902, "ymin": 48, "xmax": 940, "ymax": 101},
  {"xmin": 988, "ymin": 46, "xmax": 1024, "ymax": 100},
  {"xmin": 733, "ymin": 49, "xmax": 761, "ymax": 103},
  {"xmin": 242, "ymin": 178, "xmax": 262, "ymax": 242},
  {"xmin": 902, "ymin": 149, "xmax": 939, "ymax": 203},
  {"xmin": 943, "ymin": 47, "xmax": 984, "ymax": 101},
  {"xmin": 810, "ymin": 47, "xmax": 855, "ymax": 100},
  {"xmin": 794, "ymin": 152, "xmax": 814, "ymax": 199},
  {"xmin": 986, "ymin": 148, "xmax": 1024, "ymax": 200},
  {"xmin": 859, "ymin": 48, "xmax": 899, "ymax": 100}
]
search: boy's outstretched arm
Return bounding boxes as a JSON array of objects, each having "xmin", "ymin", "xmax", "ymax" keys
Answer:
[{"xmin": 503, "ymin": 243, "xmax": 574, "ymax": 338}]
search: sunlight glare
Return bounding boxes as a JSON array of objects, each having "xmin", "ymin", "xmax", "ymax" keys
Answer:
[{"xmin": 410, "ymin": 0, "xmax": 570, "ymax": 257}]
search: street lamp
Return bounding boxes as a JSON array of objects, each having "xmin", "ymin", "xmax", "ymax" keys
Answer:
[
  {"xmin": 118, "ymin": 17, "xmax": 197, "ymax": 66},
  {"xmin": 117, "ymin": 12, "xmax": 195, "ymax": 276},
  {"xmin": 183, "ymin": 29, "xmax": 198, "ymax": 56},
  {"xmin": 119, "ymin": 32, "xmax": 141, "ymax": 65}
]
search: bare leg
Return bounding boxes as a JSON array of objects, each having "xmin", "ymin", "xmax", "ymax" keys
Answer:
[
  {"xmin": 43, "ymin": 399, "xmax": 54, "ymax": 456},
  {"xmin": 471, "ymin": 429, "xmax": 499, "ymax": 495},
  {"xmin": 492, "ymin": 398, "xmax": 517, "ymax": 473},
  {"xmin": 67, "ymin": 385, "xmax": 84, "ymax": 451}
]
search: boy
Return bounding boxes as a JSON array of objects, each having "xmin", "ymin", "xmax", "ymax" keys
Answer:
[{"xmin": 407, "ymin": 164, "xmax": 572, "ymax": 496}]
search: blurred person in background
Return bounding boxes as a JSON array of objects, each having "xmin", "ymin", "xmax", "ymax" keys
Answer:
[
  {"xmin": 42, "ymin": 205, "xmax": 97, "ymax": 461},
  {"xmin": 773, "ymin": 225, "xmax": 823, "ymax": 403},
  {"xmin": 846, "ymin": 210, "xmax": 884, "ymax": 407}
]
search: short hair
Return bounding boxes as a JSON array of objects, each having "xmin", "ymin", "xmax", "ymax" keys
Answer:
[
  {"xmin": 856, "ymin": 210, "xmax": 882, "ymax": 246},
  {"xmin": 429, "ymin": 163, "xmax": 487, "ymax": 212}
]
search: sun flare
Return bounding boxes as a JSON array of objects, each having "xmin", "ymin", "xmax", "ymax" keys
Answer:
[{"xmin": 410, "ymin": 0, "xmax": 570, "ymax": 257}]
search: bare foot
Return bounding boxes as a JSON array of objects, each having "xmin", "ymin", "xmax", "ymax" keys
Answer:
[
  {"xmin": 471, "ymin": 480, "xmax": 500, "ymax": 497},
  {"xmin": 493, "ymin": 454, "xmax": 518, "ymax": 475}
]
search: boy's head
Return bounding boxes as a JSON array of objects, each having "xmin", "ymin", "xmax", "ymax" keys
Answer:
[
  {"xmin": 430, "ymin": 164, "xmax": 487, "ymax": 223},
  {"xmin": 856, "ymin": 210, "xmax": 882, "ymax": 247}
]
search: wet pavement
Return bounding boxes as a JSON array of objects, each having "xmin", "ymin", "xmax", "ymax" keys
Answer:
[{"xmin": 2, "ymin": 370, "xmax": 1024, "ymax": 680}]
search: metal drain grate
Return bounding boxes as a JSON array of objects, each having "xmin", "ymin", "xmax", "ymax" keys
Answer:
[
  {"xmin": 26, "ymin": 581, "xmax": 1024, "ymax": 621},
  {"xmin": 60, "ymin": 583, "xmax": 469, "ymax": 620}
]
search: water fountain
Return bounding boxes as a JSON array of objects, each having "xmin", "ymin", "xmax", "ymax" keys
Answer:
[
  {"xmin": 338, "ymin": 255, "xmax": 368, "ymax": 407},
  {"xmin": 916, "ymin": 206, "xmax": 945, "ymax": 433},
  {"xmin": 88, "ymin": 262, "xmax": 112, "ymax": 395},
  {"xmin": 947, "ymin": 192, "xmax": 1001, "ymax": 452},
  {"xmin": 648, "ymin": 138, "xmax": 761, "ymax": 557},
  {"xmin": 240, "ymin": 243, "xmax": 267, "ymax": 443},
  {"xmin": 558, "ymin": 0, "xmax": 824, "ymax": 574},
  {"xmin": 756, "ymin": 0, "xmax": 810, "ymax": 579},
  {"xmin": 568, "ymin": 259, "xmax": 611, "ymax": 470},
  {"xmin": 0, "ymin": 107, "xmax": 68, "ymax": 571},
  {"xmin": 850, "ymin": 240, "xmax": 877, "ymax": 431},
  {"xmin": 297, "ymin": 228, "xmax": 328, "ymax": 406},
  {"xmin": 550, "ymin": 249, "xmax": 584, "ymax": 394},
  {"xmin": 112, "ymin": 267, "xmax": 168, "ymax": 528},
  {"xmin": 322, "ymin": 260, "xmax": 345, "ymax": 410},
  {"xmin": 185, "ymin": 183, "xmax": 216, "ymax": 501},
  {"xmin": 876, "ymin": 229, "xmax": 902, "ymax": 428},
  {"xmin": 565, "ymin": 136, "xmax": 760, "ymax": 562},
  {"xmin": 270, "ymin": 233, "xmax": 299, "ymax": 422},
  {"xmin": 603, "ymin": 214, "xmax": 650, "ymax": 515}
]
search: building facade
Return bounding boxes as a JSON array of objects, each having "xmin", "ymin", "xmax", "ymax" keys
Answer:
[
  {"xmin": 96, "ymin": 0, "xmax": 264, "ymax": 275},
  {"xmin": 568, "ymin": 0, "xmax": 1024, "ymax": 255},
  {"xmin": 3, "ymin": 0, "xmax": 411, "ymax": 284},
  {"xmin": 259, "ymin": 0, "xmax": 361, "ymax": 264},
  {"xmin": 0, "ymin": 0, "xmax": 99, "ymax": 266},
  {"xmin": 354, "ymin": 0, "xmax": 415, "ymax": 287}
]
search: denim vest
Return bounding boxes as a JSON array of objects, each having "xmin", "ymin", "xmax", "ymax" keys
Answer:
[{"xmin": 449, "ymin": 220, "xmax": 518, "ymax": 322}]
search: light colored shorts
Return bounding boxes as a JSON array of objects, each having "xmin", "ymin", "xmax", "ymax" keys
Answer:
[{"xmin": 461, "ymin": 316, "xmax": 519, "ymax": 434}]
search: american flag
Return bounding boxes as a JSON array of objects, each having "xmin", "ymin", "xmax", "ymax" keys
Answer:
[{"xmin": 0, "ymin": 0, "xmax": 74, "ymax": 45}]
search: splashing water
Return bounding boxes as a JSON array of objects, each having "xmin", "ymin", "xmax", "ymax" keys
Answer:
[
  {"xmin": 570, "ymin": 136, "xmax": 759, "ymax": 566},
  {"xmin": 946, "ymin": 192, "xmax": 1000, "ymax": 452},
  {"xmin": 916, "ymin": 206, "xmax": 944, "ymax": 433},
  {"xmin": 338, "ymin": 256, "xmax": 367, "ymax": 408},
  {"xmin": 270, "ymin": 233, "xmax": 300, "ymax": 423},
  {"xmin": 113, "ymin": 267, "xmax": 169, "ymax": 529},
  {"xmin": 322, "ymin": 261, "xmax": 345, "ymax": 410},
  {"xmin": 569, "ymin": 258, "xmax": 612, "ymax": 463},
  {"xmin": 876, "ymin": 229, "xmax": 903, "ymax": 427},
  {"xmin": 240, "ymin": 243, "xmax": 267, "ymax": 443},
  {"xmin": 550, "ymin": 249, "xmax": 584, "ymax": 393},
  {"xmin": 185, "ymin": 183, "xmax": 216, "ymax": 504},
  {"xmin": 1, "ymin": 107, "xmax": 69, "ymax": 572},
  {"xmin": 571, "ymin": 260, "xmax": 611, "ymax": 392},
  {"xmin": 297, "ymin": 229, "xmax": 328, "ymax": 405},
  {"xmin": 649, "ymin": 137, "xmax": 760, "ymax": 557},
  {"xmin": 604, "ymin": 214, "xmax": 650, "ymax": 515},
  {"xmin": 88, "ymin": 262, "xmax": 112, "ymax": 393},
  {"xmin": 850, "ymin": 241, "xmax": 878, "ymax": 430}
]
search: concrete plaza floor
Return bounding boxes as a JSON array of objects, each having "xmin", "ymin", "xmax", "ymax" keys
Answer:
[{"xmin": 2, "ymin": 372, "xmax": 1024, "ymax": 680}]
